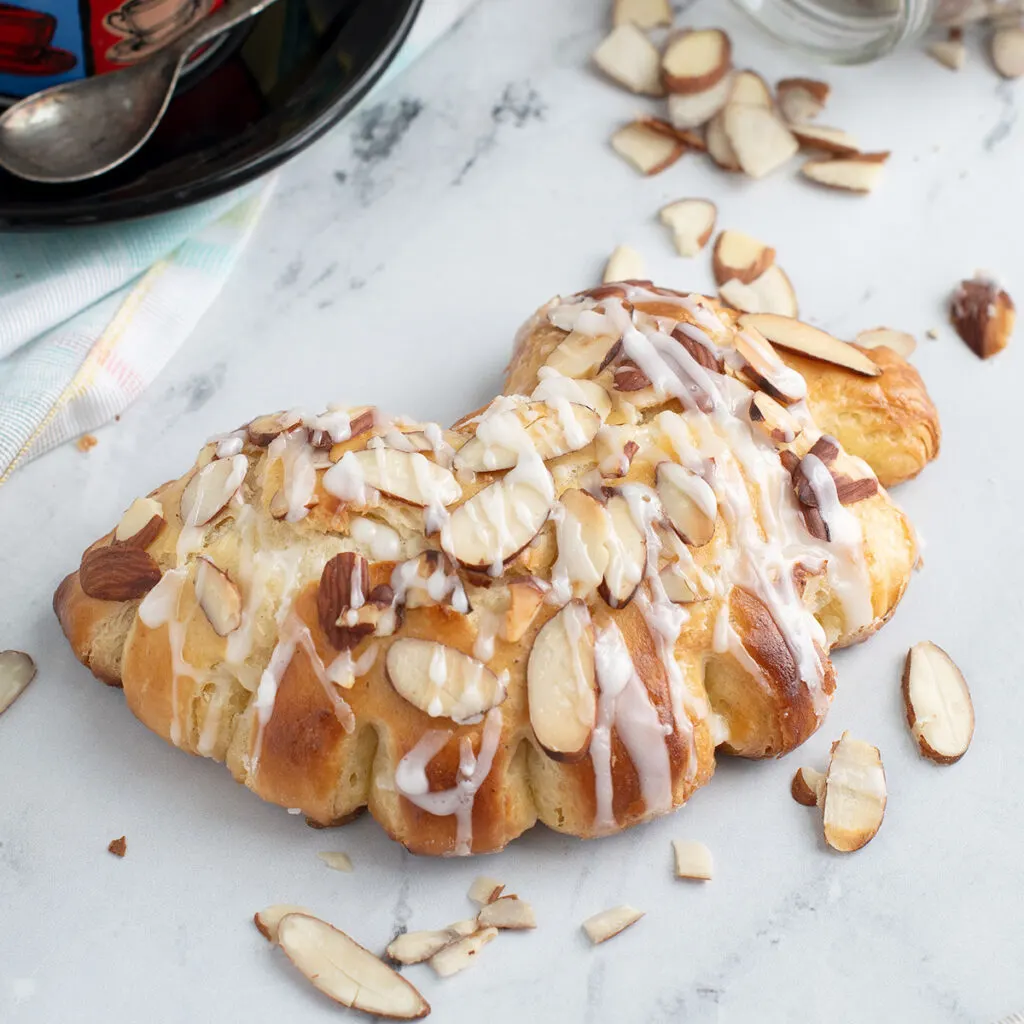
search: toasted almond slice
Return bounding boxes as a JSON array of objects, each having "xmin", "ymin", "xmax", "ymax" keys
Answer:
[
  {"xmin": 114, "ymin": 496, "xmax": 165, "ymax": 547},
  {"xmin": 318, "ymin": 851, "xmax": 354, "ymax": 872},
  {"xmin": 386, "ymin": 921, "xmax": 477, "ymax": 966},
  {"xmin": 277, "ymin": 913, "xmax": 430, "ymax": 1020},
  {"xmin": 180, "ymin": 453, "xmax": 248, "ymax": 527},
  {"xmin": 477, "ymin": 896, "xmax": 537, "ymax": 930},
  {"xmin": 712, "ymin": 229, "xmax": 776, "ymax": 285},
  {"xmin": 739, "ymin": 313, "xmax": 882, "ymax": 377},
  {"xmin": 790, "ymin": 124, "xmax": 860, "ymax": 156},
  {"xmin": 657, "ymin": 462, "xmax": 716, "ymax": 547},
  {"xmin": 927, "ymin": 36, "xmax": 966, "ymax": 70},
  {"xmin": 613, "ymin": 0, "xmax": 672, "ymax": 29},
  {"xmin": 429, "ymin": 927, "xmax": 498, "ymax": 978},
  {"xmin": 194, "ymin": 557, "xmax": 242, "ymax": 636},
  {"xmin": 734, "ymin": 326, "xmax": 808, "ymax": 404},
  {"xmin": 855, "ymin": 327, "xmax": 916, "ymax": 358},
  {"xmin": 992, "ymin": 26, "xmax": 1024, "ymax": 77},
  {"xmin": 705, "ymin": 111, "xmax": 740, "ymax": 171},
  {"xmin": 902, "ymin": 642, "xmax": 974, "ymax": 764},
  {"xmin": 720, "ymin": 265, "xmax": 798, "ymax": 318},
  {"xmin": 544, "ymin": 331, "xmax": 622, "ymax": 379},
  {"xmin": 582, "ymin": 906, "xmax": 644, "ymax": 945},
  {"xmin": 749, "ymin": 391, "xmax": 800, "ymax": 444},
  {"xmin": 950, "ymin": 276, "xmax": 1015, "ymax": 359},
  {"xmin": 611, "ymin": 121, "xmax": 685, "ymax": 175},
  {"xmin": 723, "ymin": 104, "xmax": 798, "ymax": 178},
  {"xmin": 502, "ymin": 578, "xmax": 547, "ymax": 643},
  {"xmin": 254, "ymin": 904, "xmax": 314, "ymax": 942},
  {"xmin": 801, "ymin": 154, "xmax": 889, "ymax": 194},
  {"xmin": 247, "ymin": 411, "xmax": 297, "ymax": 447},
  {"xmin": 662, "ymin": 29, "xmax": 732, "ymax": 94},
  {"xmin": 468, "ymin": 876, "xmax": 506, "ymax": 905},
  {"xmin": 791, "ymin": 766, "xmax": 825, "ymax": 807},
  {"xmin": 604, "ymin": 244, "xmax": 646, "ymax": 284},
  {"xmin": 600, "ymin": 493, "xmax": 646, "ymax": 608},
  {"xmin": 386, "ymin": 639, "xmax": 505, "ymax": 723},
  {"xmin": 0, "ymin": 650, "xmax": 36, "ymax": 717},
  {"xmin": 447, "ymin": 474, "xmax": 552, "ymax": 570},
  {"xmin": 553, "ymin": 489, "xmax": 611, "ymax": 598},
  {"xmin": 728, "ymin": 69, "xmax": 772, "ymax": 108},
  {"xmin": 659, "ymin": 199, "xmax": 717, "ymax": 257},
  {"xmin": 658, "ymin": 565, "xmax": 699, "ymax": 604},
  {"xmin": 593, "ymin": 23, "xmax": 664, "ymax": 95},
  {"xmin": 672, "ymin": 840, "xmax": 713, "ymax": 881},
  {"xmin": 822, "ymin": 732, "xmax": 886, "ymax": 853},
  {"xmin": 776, "ymin": 77, "xmax": 830, "ymax": 123},
  {"xmin": 531, "ymin": 376, "xmax": 612, "ymax": 422},
  {"xmin": 528, "ymin": 601, "xmax": 597, "ymax": 762},
  {"xmin": 348, "ymin": 449, "xmax": 461, "ymax": 508},
  {"xmin": 666, "ymin": 74, "xmax": 734, "ymax": 129}
]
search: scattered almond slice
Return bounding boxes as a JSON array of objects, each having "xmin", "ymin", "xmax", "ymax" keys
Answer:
[
  {"xmin": 180, "ymin": 453, "xmax": 248, "ymax": 527},
  {"xmin": 662, "ymin": 29, "xmax": 732, "ymax": 94},
  {"xmin": 553, "ymin": 489, "xmax": 611, "ymax": 598},
  {"xmin": 194, "ymin": 557, "xmax": 242, "ymax": 637},
  {"xmin": 611, "ymin": 121, "xmax": 686, "ymax": 175},
  {"xmin": 528, "ymin": 601, "xmax": 597, "ymax": 762},
  {"xmin": 712, "ymin": 229, "xmax": 776, "ymax": 285},
  {"xmin": 593, "ymin": 23, "xmax": 664, "ymax": 95},
  {"xmin": 801, "ymin": 153, "xmax": 889, "ymax": 194},
  {"xmin": 386, "ymin": 639, "xmax": 505, "ymax": 723},
  {"xmin": 720, "ymin": 266, "xmax": 798, "ymax": 318},
  {"xmin": 502, "ymin": 578, "xmax": 546, "ymax": 643},
  {"xmin": 902, "ymin": 642, "xmax": 974, "ymax": 764},
  {"xmin": 666, "ymin": 73, "xmax": 734, "ymax": 129},
  {"xmin": 429, "ymin": 927, "xmax": 498, "ymax": 978},
  {"xmin": 672, "ymin": 840, "xmax": 713, "ymax": 881},
  {"xmin": 728, "ymin": 70, "xmax": 773, "ymax": 108},
  {"xmin": 658, "ymin": 566, "xmax": 700, "ymax": 604},
  {"xmin": 254, "ymin": 904, "xmax": 314, "ymax": 942},
  {"xmin": 749, "ymin": 392, "xmax": 800, "ymax": 444},
  {"xmin": 791, "ymin": 766, "xmax": 825, "ymax": 807},
  {"xmin": 822, "ymin": 732, "xmax": 887, "ymax": 853},
  {"xmin": 659, "ymin": 199, "xmax": 717, "ymax": 257},
  {"xmin": 927, "ymin": 33, "xmax": 966, "ymax": 70},
  {"xmin": 600, "ymin": 492, "xmax": 647, "ymax": 607},
  {"xmin": 0, "ymin": 650, "xmax": 36, "ymax": 717},
  {"xmin": 477, "ymin": 896, "xmax": 537, "ymax": 930},
  {"xmin": 348, "ymin": 449, "xmax": 461, "ymax": 508},
  {"xmin": 318, "ymin": 851, "xmax": 354, "ymax": 872},
  {"xmin": 992, "ymin": 25, "xmax": 1024, "ymax": 77},
  {"xmin": 247, "ymin": 411, "xmax": 296, "ymax": 447},
  {"xmin": 582, "ymin": 906, "xmax": 644, "ymax": 945},
  {"xmin": 468, "ymin": 876, "xmax": 505, "ymax": 905},
  {"xmin": 531, "ymin": 377, "xmax": 612, "ymax": 421},
  {"xmin": 705, "ymin": 111, "xmax": 741, "ymax": 171},
  {"xmin": 612, "ymin": 0, "xmax": 671, "ymax": 28},
  {"xmin": 723, "ymin": 104, "xmax": 798, "ymax": 178},
  {"xmin": 114, "ymin": 496, "xmax": 165, "ymax": 547},
  {"xmin": 855, "ymin": 327, "xmax": 917, "ymax": 358},
  {"xmin": 656, "ymin": 462, "xmax": 717, "ymax": 547},
  {"xmin": 544, "ymin": 331, "xmax": 622, "ymax": 379},
  {"xmin": 790, "ymin": 124, "xmax": 860, "ymax": 156},
  {"xmin": 604, "ymin": 244, "xmax": 646, "ymax": 284},
  {"xmin": 950, "ymin": 275, "xmax": 1015, "ymax": 359},
  {"xmin": 734, "ymin": 326, "xmax": 808, "ymax": 404},
  {"xmin": 739, "ymin": 313, "xmax": 882, "ymax": 377},
  {"xmin": 276, "ymin": 913, "xmax": 430, "ymax": 1019},
  {"xmin": 776, "ymin": 77, "xmax": 830, "ymax": 123},
  {"xmin": 387, "ymin": 921, "xmax": 478, "ymax": 965}
]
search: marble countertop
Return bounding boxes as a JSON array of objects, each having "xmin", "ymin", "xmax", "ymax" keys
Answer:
[{"xmin": 2, "ymin": 1, "xmax": 1022, "ymax": 1021}]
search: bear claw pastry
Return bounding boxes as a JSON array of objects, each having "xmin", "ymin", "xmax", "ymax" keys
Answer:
[{"xmin": 54, "ymin": 283, "xmax": 939, "ymax": 855}]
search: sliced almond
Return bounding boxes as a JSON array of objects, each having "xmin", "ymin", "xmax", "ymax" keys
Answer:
[
  {"xmin": 247, "ymin": 411, "xmax": 297, "ymax": 447},
  {"xmin": 114, "ymin": 496, "xmax": 165, "ymax": 547},
  {"xmin": 927, "ymin": 35, "xmax": 966, "ymax": 71},
  {"xmin": 739, "ymin": 313, "xmax": 882, "ymax": 377},
  {"xmin": 348, "ymin": 449, "xmax": 460, "ymax": 508},
  {"xmin": 318, "ymin": 851, "xmax": 354, "ymax": 872},
  {"xmin": 611, "ymin": 121, "xmax": 686, "ymax": 175},
  {"xmin": 723, "ymin": 104, "xmax": 798, "ymax": 179},
  {"xmin": 950, "ymin": 276, "xmax": 1015, "ymax": 359},
  {"xmin": 582, "ymin": 906, "xmax": 644, "ymax": 945},
  {"xmin": 276, "ymin": 913, "xmax": 430, "ymax": 1020},
  {"xmin": 386, "ymin": 639, "xmax": 505, "ymax": 723},
  {"xmin": 712, "ymin": 229, "xmax": 776, "ymax": 285},
  {"xmin": 659, "ymin": 199, "xmax": 717, "ymax": 257},
  {"xmin": 447, "ymin": 474, "xmax": 552, "ymax": 570},
  {"xmin": 553, "ymin": 489, "xmax": 611, "ymax": 598},
  {"xmin": 180, "ymin": 453, "xmax": 248, "ymax": 527},
  {"xmin": 79, "ymin": 545, "xmax": 162, "ymax": 602},
  {"xmin": 672, "ymin": 840, "xmax": 713, "ymax": 881},
  {"xmin": 992, "ymin": 25, "xmax": 1024, "ymax": 77},
  {"xmin": 600, "ymin": 492, "xmax": 647, "ymax": 608},
  {"xmin": 734, "ymin": 326, "xmax": 807, "ymax": 404},
  {"xmin": 791, "ymin": 766, "xmax": 825, "ymax": 807},
  {"xmin": 705, "ymin": 111, "xmax": 741, "ymax": 171},
  {"xmin": 790, "ymin": 124, "xmax": 860, "ymax": 156},
  {"xmin": 528, "ymin": 600, "xmax": 597, "ymax": 762},
  {"xmin": 604, "ymin": 244, "xmax": 646, "ymax": 284},
  {"xmin": 801, "ymin": 154, "xmax": 889, "ymax": 194},
  {"xmin": 194, "ymin": 557, "xmax": 242, "ymax": 636},
  {"xmin": 543, "ymin": 331, "xmax": 622, "ymax": 380},
  {"xmin": 254, "ymin": 904, "xmax": 314, "ymax": 942},
  {"xmin": 593, "ymin": 24, "xmax": 664, "ymax": 95},
  {"xmin": 429, "ymin": 927, "xmax": 498, "ymax": 978},
  {"xmin": 902, "ymin": 642, "xmax": 974, "ymax": 765},
  {"xmin": 613, "ymin": 0, "xmax": 672, "ymax": 29},
  {"xmin": 666, "ymin": 74, "xmax": 734, "ymax": 129},
  {"xmin": 658, "ymin": 565, "xmax": 699, "ymax": 604},
  {"xmin": 728, "ymin": 70, "xmax": 772, "ymax": 108},
  {"xmin": 855, "ymin": 327, "xmax": 917, "ymax": 358},
  {"xmin": 776, "ymin": 77, "xmax": 830, "ymax": 123},
  {"xmin": 749, "ymin": 391, "xmax": 800, "ymax": 444},
  {"xmin": 531, "ymin": 376, "xmax": 612, "ymax": 422},
  {"xmin": 0, "ymin": 650, "xmax": 36, "ymax": 717},
  {"xmin": 822, "ymin": 732, "xmax": 887, "ymax": 853},
  {"xmin": 657, "ymin": 462, "xmax": 716, "ymax": 547},
  {"xmin": 502, "ymin": 578, "xmax": 547, "ymax": 643},
  {"xmin": 468, "ymin": 876, "xmax": 505, "ymax": 905},
  {"xmin": 387, "ymin": 921, "xmax": 477, "ymax": 966},
  {"xmin": 477, "ymin": 896, "xmax": 536, "ymax": 930},
  {"xmin": 720, "ymin": 265, "xmax": 798, "ymax": 318},
  {"xmin": 662, "ymin": 29, "xmax": 732, "ymax": 94}
]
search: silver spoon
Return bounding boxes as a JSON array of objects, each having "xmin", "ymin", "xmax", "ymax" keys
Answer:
[{"xmin": 0, "ymin": 0, "xmax": 280, "ymax": 184}]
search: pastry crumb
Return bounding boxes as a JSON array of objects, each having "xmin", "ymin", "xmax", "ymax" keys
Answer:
[
  {"xmin": 926, "ymin": 327, "xmax": 939, "ymax": 339},
  {"xmin": 108, "ymin": 836, "xmax": 127, "ymax": 857},
  {"xmin": 76, "ymin": 434, "xmax": 98, "ymax": 453}
]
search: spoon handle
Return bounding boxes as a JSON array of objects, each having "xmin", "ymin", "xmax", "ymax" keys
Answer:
[{"xmin": 164, "ymin": 0, "xmax": 281, "ymax": 61}]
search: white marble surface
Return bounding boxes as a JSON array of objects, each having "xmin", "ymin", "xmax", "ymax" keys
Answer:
[{"xmin": 2, "ymin": 1, "xmax": 1023, "ymax": 1021}]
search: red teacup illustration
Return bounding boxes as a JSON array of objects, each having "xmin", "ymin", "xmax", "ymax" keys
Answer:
[
  {"xmin": 103, "ymin": 0, "xmax": 210, "ymax": 64},
  {"xmin": 0, "ymin": 3, "xmax": 77, "ymax": 74}
]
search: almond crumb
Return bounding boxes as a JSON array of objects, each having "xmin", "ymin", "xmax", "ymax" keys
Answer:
[
  {"xmin": 108, "ymin": 836, "xmax": 127, "ymax": 857},
  {"xmin": 76, "ymin": 434, "xmax": 98, "ymax": 453}
]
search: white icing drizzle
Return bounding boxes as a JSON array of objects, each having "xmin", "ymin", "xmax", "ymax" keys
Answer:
[
  {"xmin": 326, "ymin": 643, "xmax": 379, "ymax": 689},
  {"xmin": 323, "ymin": 451, "xmax": 372, "ymax": 506},
  {"xmin": 267, "ymin": 429, "xmax": 318, "ymax": 523},
  {"xmin": 349, "ymin": 517, "xmax": 402, "ymax": 561},
  {"xmin": 473, "ymin": 607, "xmax": 501, "ymax": 663}
]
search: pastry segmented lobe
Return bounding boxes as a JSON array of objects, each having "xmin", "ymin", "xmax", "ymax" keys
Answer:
[{"xmin": 54, "ymin": 284, "xmax": 938, "ymax": 855}]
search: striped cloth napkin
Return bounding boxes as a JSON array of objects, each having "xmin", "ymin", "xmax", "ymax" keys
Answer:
[{"xmin": 0, "ymin": 0, "xmax": 476, "ymax": 484}]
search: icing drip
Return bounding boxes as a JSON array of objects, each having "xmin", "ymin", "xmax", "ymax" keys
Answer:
[
  {"xmin": 267, "ymin": 430, "xmax": 318, "ymax": 523},
  {"xmin": 323, "ymin": 451, "xmax": 371, "ymax": 505},
  {"xmin": 349, "ymin": 517, "xmax": 402, "ymax": 561},
  {"xmin": 326, "ymin": 644, "xmax": 379, "ymax": 689}
]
